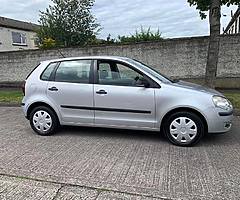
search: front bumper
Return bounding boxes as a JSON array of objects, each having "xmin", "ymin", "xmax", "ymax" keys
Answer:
[{"xmin": 205, "ymin": 107, "xmax": 233, "ymax": 134}]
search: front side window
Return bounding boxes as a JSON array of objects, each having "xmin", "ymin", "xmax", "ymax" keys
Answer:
[
  {"xmin": 98, "ymin": 63, "xmax": 112, "ymax": 80},
  {"xmin": 117, "ymin": 63, "xmax": 141, "ymax": 79},
  {"xmin": 126, "ymin": 58, "xmax": 173, "ymax": 83},
  {"xmin": 12, "ymin": 32, "xmax": 27, "ymax": 45},
  {"xmin": 98, "ymin": 61, "xmax": 144, "ymax": 87},
  {"xmin": 55, "ymin": 60, "xmax": 91, "ymax": 84}
]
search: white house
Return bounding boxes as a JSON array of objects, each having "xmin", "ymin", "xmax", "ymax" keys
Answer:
[{"xmin": 0, "ymin": 16, "xmax": 39, "ymax": 52}]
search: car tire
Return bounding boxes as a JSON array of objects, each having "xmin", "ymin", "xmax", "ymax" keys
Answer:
[
  {"xmin": 164, "ymin": 111, "xmax": 204, "ymax": 147},
  {"xmin": 29, "ymin": 106, "xmax": 59, "ymax": 136}
]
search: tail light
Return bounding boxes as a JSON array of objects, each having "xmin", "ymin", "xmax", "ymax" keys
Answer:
[{"xmin": 21, "ymin": 81, "xmax": 26, "ymax": 96}]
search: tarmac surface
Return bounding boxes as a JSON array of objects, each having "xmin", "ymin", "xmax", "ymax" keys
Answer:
[{"xmin": 0, "ymin": 107, "xmax": 240, "ymax": 199}]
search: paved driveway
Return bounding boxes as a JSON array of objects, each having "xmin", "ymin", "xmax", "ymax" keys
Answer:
[{"xmin": 0, "ymin": 107, "xmax": 240, "ymax": 200}]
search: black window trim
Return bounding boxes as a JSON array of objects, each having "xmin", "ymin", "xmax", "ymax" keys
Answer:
[
  {"xmin": 94, "ymin": 59, "xmax": 160, "ymax": 88},
  {"xmin": 47, "ymin": 59, "xmax": 95, "ymax": 84}
]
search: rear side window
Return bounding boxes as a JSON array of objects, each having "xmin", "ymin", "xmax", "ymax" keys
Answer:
[
  {"xmin": 41, "ymin": 62, "xmax": 58, "ymax": 81},
  {"xmin": 55, "ymin": 60, "xmax": 91, "ymax": 84}
]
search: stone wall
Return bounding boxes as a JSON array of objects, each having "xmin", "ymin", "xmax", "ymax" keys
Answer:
[{"xmin": 0, "ymin": 35, "xmax": 239, "ymax": 88}]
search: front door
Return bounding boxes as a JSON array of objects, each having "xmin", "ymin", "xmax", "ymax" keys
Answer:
[
  {"xmin": 47, "ymin": 59, "xmax": 94, "ymax": 125},
  {"xmin": 94, "ymin": 60, "xmax": 156, "ymax": 129}
]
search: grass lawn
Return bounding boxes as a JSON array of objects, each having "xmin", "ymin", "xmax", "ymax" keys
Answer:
[
  {"xmin": 224, "ymin": 92, "xmax": 240, "ymax": 110},
  {"xmin": 0, "ymin": 89, "xmax": 239, "ymax": 110},
  {"xmin": 0, "ymin": 90, "xmax": 23, "ymax": 104}
]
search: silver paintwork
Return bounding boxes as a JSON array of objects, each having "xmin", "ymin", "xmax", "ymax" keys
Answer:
[
  {"xmin": 33, "ymin": 110, "xmax": 52, "ymax": 133},
  {"xmin": 170, "ymin": 117, "xmax": 197, "ymax": 143},
  {"xmin": 22, "ymin": 56, "xmax": 233, "ymax": 135}
]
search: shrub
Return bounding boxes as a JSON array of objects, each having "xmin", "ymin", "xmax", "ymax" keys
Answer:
[
  {"xmin": 117, "ymin": 26, "xmax": 163, "ymax": 43},
  {"xmin": 40, "ymin": 37, "xmax": 56, "ymax": 49}
]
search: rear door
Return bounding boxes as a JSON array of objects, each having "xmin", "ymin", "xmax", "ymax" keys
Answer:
[
  {"xmin": 93, "ymin": 60, "xmax": 157, "ymax": 129},
  {"xmin": 47, "ymin": 59, "xmax": 94, "ymax": 125}
]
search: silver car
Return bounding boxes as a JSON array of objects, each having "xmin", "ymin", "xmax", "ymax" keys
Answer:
[{"xmin": 22, "ymin": 56, "xmax": 233, "ymax": 146}]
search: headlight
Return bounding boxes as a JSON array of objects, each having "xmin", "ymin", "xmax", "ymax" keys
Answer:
[{"xmin": 212, "ymin": 96, "xmax": 233, "ymax": 110}]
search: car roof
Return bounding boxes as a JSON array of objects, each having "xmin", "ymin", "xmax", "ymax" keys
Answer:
[{"xmin": 41, "ymin": 56, "xmax": 131, "ymax": 64}]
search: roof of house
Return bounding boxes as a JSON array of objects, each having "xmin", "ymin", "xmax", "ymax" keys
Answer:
[
  {"xmin": 224, "ymin": 7, "xmax": 240, "ymax": 33},
  {"xmin": 0, "ymin": 16, "xmax": 39, "ymax": 32}
]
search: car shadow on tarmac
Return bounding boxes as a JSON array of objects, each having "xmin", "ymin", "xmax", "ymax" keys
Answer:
[{"xmin": 56, "ymin": 125, "xmax": 231, "ymax": 147}]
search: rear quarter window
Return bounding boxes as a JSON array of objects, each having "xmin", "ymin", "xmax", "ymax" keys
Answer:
[{"xmin": 40, "ymin": 62, "xmax": 58, "ymax": 81}]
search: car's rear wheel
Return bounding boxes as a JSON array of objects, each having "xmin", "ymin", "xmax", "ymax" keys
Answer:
[
  {"xmin": 164, "ymin": 111, "xmax": 204, "ymax": 146},
  {"xmin": 30, "ymin": 106, "xmax": 58, "ymax": 136}
]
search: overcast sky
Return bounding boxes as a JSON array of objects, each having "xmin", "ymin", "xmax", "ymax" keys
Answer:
[{"xmin": 0, "ymin": 0, "xmax": 238, "ymax": 39}]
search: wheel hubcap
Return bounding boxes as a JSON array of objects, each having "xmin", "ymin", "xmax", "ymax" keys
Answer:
[
  {"xmin": 170, "ymin": 117, "xmax": 197, "ymax": 143},
  {"xmin": 33, "ymin": 110, "xmax": 52, "ymax": 133}
]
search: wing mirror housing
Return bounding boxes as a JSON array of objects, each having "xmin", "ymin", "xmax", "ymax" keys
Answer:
[{"xmin": 136, "ymin": 77, "xmax": 150, "ymax": 88}]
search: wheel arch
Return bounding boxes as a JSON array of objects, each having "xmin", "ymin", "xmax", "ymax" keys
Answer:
[
  {"xmin": 160, "ymin": 107, "xmax": 208, "ymax": 133},
  {"xmin": 27, "ymin": 101, "xmax": 59, "ymax": 123}
]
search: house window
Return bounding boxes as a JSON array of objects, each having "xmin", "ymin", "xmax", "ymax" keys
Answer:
[{"xmin": 12, "ymin": 32, "xmax": 27, "ymax": 45}]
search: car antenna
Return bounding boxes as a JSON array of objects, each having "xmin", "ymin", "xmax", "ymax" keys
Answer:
[{"xmin": 58, "ymin": 49, "xmax": 66, "ymax": 58}]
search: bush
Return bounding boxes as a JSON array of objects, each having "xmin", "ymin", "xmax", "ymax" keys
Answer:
[
  {"xmin": 40, "ymin": 37, "xmax": 56, "ymax": 49},
  {"xmin": 117, "ymin": 27, "xmax": 163, "ymax": 44}
]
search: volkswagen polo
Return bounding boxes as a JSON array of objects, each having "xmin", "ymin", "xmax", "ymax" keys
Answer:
[{"xmin": 21, "ymin": 56, "xmax": 233, "ymax": 146}]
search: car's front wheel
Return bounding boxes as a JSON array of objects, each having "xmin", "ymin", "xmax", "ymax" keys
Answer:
[
  {"xmin": 30, "ymin": 106, "xmax": 59, "ymax": 136},
  {"xmin": 164, "ymin": 111, "xmax": 205, "ymax": 146}
]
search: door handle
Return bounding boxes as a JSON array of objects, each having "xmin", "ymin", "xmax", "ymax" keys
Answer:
[
  {"xmin": 96, "ymin": 90, "xmax": 107, "ymax": 94},
  {"xmin": 48, "ymin": 86, "xmax": 58, "ymax": 91}
]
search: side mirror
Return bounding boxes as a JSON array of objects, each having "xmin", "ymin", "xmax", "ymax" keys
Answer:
[{"xmin": 136, "ymin": 77, "xmax": 150, "ymax": 88}]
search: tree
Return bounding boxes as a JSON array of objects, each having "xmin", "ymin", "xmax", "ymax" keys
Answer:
[
  {"xmin": 188, "ymin": 0, "xmax": 240, "ymax": 88},
  {"xmin": 38, "ymin": 0, "xmax": 100, "ymax": 47}
]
